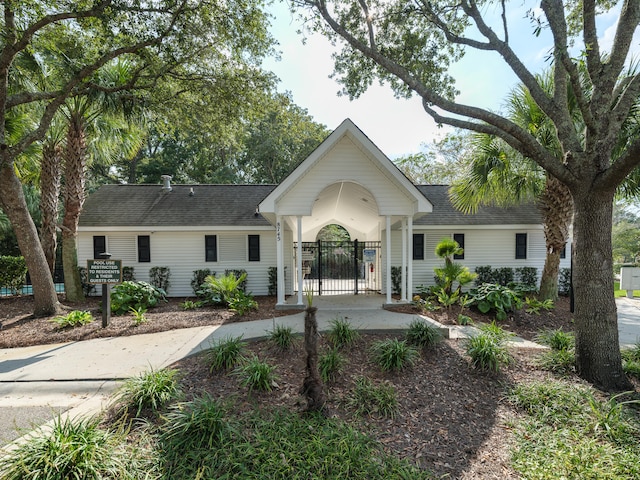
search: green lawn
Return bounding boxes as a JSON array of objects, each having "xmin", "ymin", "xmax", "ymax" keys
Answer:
[{"xmin": 614, "ymin": 281, "xmax": 640, "ymax": 298}]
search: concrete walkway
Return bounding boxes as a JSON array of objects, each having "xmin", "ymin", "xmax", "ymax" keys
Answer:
[{"xmin": 1, "ymin": 295, "xmax": 639, "ymax": 447}]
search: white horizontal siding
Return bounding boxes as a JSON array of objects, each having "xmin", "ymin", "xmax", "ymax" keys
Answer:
[
  {"xmin": 387, "ymin": 227, "xmax": 571, "ymax": 293},
  {"xmin": 277, "ymin": 137, "xmax": 414, "ymax": 215},
  {"xmin": 78, "ymin": 229, "xmax": 276, "ymax": 297}
]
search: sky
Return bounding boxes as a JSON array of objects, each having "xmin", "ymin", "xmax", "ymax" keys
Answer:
[{"xmin": 262, "ymin": 1, "xmax": 638, "ymax": 159}]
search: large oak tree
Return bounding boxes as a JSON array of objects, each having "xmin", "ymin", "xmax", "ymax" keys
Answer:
[{"xmin": 297, "ymin": 0, "xmax": 640, "ymax": 390}]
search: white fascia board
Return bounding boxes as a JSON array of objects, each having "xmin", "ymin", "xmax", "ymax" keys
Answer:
[
  {"xmin": 78, "ymin": 225, "xmax": 275, "ymax": 232},
  {"xmin": 412, "ymin": 224, "xmax": 544, "ymax": 231}
]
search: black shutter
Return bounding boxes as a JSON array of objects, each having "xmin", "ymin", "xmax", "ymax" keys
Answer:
[
  {"xmin": 138, "ymin": 235, "xmax": 150, "ymax": 263},
  {"xmin": 248, "ymin": 235, "xmax": 260, "ymax": 261},
  {"xmin": 205, "ymin": 235, "xmax": 217, "ymax": 262},
  {"xmin": 515, "ymin": 233, "xmax": 527, "ymax": 259},
  {"xmin": 413, "ymin": 234, "xmax": 424, "ymax": 260},
  {"xmin": 93, "ymin": 236, "xmax": 106, "ymax": 259}
]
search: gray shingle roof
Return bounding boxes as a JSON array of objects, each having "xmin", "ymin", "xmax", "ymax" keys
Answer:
[
  {"xmin": 415, "ymin": 185, "xmax": 541, "ymax": 225},
  {"xmin": 79, "ymin": 184, "xmax": 276, "ymax": 227},
  {"xmin": 79, "ymin": 183, "xmax": 541, "ymax": 228}
]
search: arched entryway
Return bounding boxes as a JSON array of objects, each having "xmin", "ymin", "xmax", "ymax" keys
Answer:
[{"xmin": 294, "ymin": 224, "xmax": 382, "ymax": 295}]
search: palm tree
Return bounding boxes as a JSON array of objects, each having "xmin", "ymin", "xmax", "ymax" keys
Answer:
[
  {"xmin": 450, "ymin": 76, "xmax": 575, "ymax": 301},
  {"xmin": 60, "ymin": 60, "xmax": 146, "ymax": 302}
]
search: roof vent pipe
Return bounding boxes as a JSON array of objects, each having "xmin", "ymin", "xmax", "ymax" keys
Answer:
[{"xmin": 161, "ymin": 175, "xmax": 172, "ymax": 192}]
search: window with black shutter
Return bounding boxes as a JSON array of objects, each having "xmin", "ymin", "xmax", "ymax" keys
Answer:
[
  {"xmin": 93, "ymin": 236, "xmax": 106, "ymax": 259},
  {"xmin": 515, "ymin": 233, "xmax": 527, "ymax": 259},
  {"xmin": 560, "ymin": 243, "xmax": 567, "ymax": 259},
  {"xmin": 413, "ymin": 233, "xmax": 424, "ymax": 260},
  {"xmin": 138, "ymin": 235, "xmax": 150, "ymax": 263},
  {"xmin": 205, "ymin": 235, "xmax": 217, "ymax": 262},
  {"xmin": 453, "ymin": 233, "xmax": 465, "ymax": 260},
  {"xmin": 248, "ymin": 235, "xmax": 260, "ymax": 261}
]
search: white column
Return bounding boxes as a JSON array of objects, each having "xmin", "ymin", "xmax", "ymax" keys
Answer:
[
  {"xmin": 386, "ymin": 215, "xmax": 392, "ymax": 304},
  {"xmin": 297, "ymin": 216, "xmax": 304, "ymax": 305},
  {"xmin": 276, "ymin": 215, "xmax": 285, "ymax": 305},
  {"xmin": 407, "ymin": 216, "xmax": 414, "ymax": 300},
  {"xmin": 401, "ymin": 217, "xmax": 407, "ymax": 302}
]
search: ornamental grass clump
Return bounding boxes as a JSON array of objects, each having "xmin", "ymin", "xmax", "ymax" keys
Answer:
[
  {"xmin": 112, "ymin": 367, "xmax": 182, "ymax": 417},
  {"xmin": 319, "ymin": 347, "xmax": 345, "ymax": 382},
  {"xmin": 348, "ymin": 376, "xmax": 399, "ymax": 418},
  {"xmin": 235, "ymin": 356, "xmax": 278, "ymax": 392},
  {"xmin": 534, "ymin": 328, "xmax": 576, "ymax": 374},
  {"xmin": 206, "ymin": 335, "xmax": 247, "ymax": 372},
  {"xmin": 267, "ymin": 323, "xmax": 295, "ymax": 352},
  {"xmin": 370, "ymin": 338, "xmax": 418, "ymax": 372},
  {"xmin": 405, "ymin": 318, "xmax": 443, "ymax": 349},
  {"xmin": 621, "ymin": 342, "xmax": 640, "ymax": 380},
  {"xmin": 326, "ymin": 316, "xmax": 360, "ymax": 349},
  {"xmin": 0, "ymin": 415, "xmax": 135, "ymax": 480},
  {"xmin": 465, "ymin": 322, "xmax": 513, "ymax": 372}
]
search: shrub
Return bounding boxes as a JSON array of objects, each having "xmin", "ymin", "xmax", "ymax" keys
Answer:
[
  {"xmin": 0, "ymin": 255, "xmax": 27, "ymax": 294},
  {"xmin": 207, "ymin": 335, "xmax": 247, "ymax": 372},
  {"xmin": 225, "ymin": 269, "xmax": 247, "ymax": 292},
  {"xmin": 78, "ymin": 266, "xmax": 96, "ymax": 296},
  {"xmin": 122, "ymin": 266, "xmax": 136, "ymax": 281},
  {"xmin": 493, "ymin": 267, "xmax": 514, "ymax": 286},
  {"xmin": 235, "ymin": 356, "xmax": 277, "ymax": 392},
  {"xmin": 179, "ymin": 299, "xmax": 204, "ymax": 310},
  {"xmin": 191, "ymin": 268, "xmax": 212, "ymax": 297},
  {"xmin": 558, "ymin": 267, "xmax": 572, "ymax": 296},
  {"xmin": 268, "ymin": 266, "xmax": 278, "ymax": 296},
  {"xmin": 319, "ymin": 348, "xmax": 344, "ymax": 382},
  {"xmin": 199, "ymin": 272, "xmax": 246, "ymax": 305},
  {"xmin": 516, "ymin": 266, "xmax": 538, "ymax": 289},
  {"xmin": 469, "ymin": 283, "xmax": 523, "ymax": 321},
  {"xmin": 0, "ymin": 416, "xmax": 133, "ymax": 480},
  {"xmin": 112, "ymin": 367, "xmax": 182, "ymax": 417},
  {"xmin": 405, "ymin": 318, "xmax": 443, "ymax": 349},
  {"xmin": 391, "ymin": 266, "xmax": 402, "ymax": 294},
  {"xmin": 370, "ymin": 338, "xmax": 418, "ymax": 372},
  {"xmin": 525, "ymin": 297, "xmax": 555, "ymax": 314},
  {"xmin": 149, "ymin": 266, "xmax": 171, "ymax": 293},
  {"xmin": 129, "ymin": 306, "xmax": 147, "ymax": 325},
  {"xmin": 228, "ymin": 290, "xmax": 258, "ymax": 315},
  {"xmin": 51, "ymin": 310, "xmax": 93, "ymax": 328},
  {"xmin": 326, "ymin": 317, "xmax": 360, "ymax": 349},
  {"xmin": 348, "ymin": 377, "xmax": 399, "ymax": 418},
  {"xmin": 110, "ymin": 281, "xmax": 166, "ymax": 315},
  {"xmin": 474, "ymin": 265, "xmax": 494, "ymax": 285},
  {"xmin": 433, "ymin": 238, "xmax": 477, "ymax": 296},
  {"xmin": 267, "ymin": 323, "xmax": 295, "ymax": 351}
]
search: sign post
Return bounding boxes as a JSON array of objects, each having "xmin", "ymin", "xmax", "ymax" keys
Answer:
[{"xmin": 88, "ymin": 254, "xmax": 122, "ymax": 328}]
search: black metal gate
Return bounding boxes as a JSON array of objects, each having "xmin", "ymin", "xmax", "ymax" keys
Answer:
[{"xmin": 294, "ymin": 240, "xmax": 381, "ymax": 295}]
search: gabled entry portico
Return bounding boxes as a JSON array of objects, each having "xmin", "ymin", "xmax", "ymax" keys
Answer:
[{"xmin": 259, "ymin": 119, "xmax": 432, "ymax": 307}]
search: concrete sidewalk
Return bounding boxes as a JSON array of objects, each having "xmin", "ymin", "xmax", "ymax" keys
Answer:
[{"xmin": 1, "ymin": 295, "xmax": 639, "ymax": 447}]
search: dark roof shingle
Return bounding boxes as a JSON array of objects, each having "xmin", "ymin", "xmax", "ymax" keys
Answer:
[
  {"xmin": 79, "ymin": 184, "xmax": 276, "ymax": 227},
  {"xmin": 79, "ymin": 184, "xmax": 540, "ymax": 227}
]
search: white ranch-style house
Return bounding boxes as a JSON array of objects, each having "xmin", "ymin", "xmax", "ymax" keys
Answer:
[{"xmin": 78, "ymin": 119, "xmax": 571, "ymax": 306}]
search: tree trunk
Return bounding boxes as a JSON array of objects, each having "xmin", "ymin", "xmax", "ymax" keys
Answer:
[
  {"xmin": 39, "ymin": 143, "xmax": 62, "ymax": 276},
  {"xmin": 0, "ymin": 163, "xmax": 61, "ymax": 316},
  {"xmin": 62, "ymin": 113, "xmax": 87, "ymax": 302},
  {"xmin": 538, "ymin": 175, "xmax": 573, "ymax": 300},
  {"xmin": 571, "ymin": 189, "xmax": 632, "ymax": 391},
  {"xmin": 300, "ymin": 306, "xmax": 327, "ymax": 414},
  {"xmin": 539, "ymin": 249, "xmax": 561, "ymax": 300}
]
